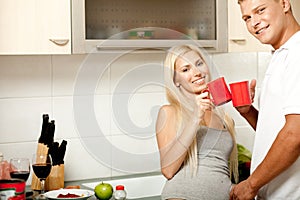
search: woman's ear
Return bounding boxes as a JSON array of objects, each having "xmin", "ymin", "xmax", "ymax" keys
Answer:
[{"xmin": 175, "ymin": 83, "xmax": 180, "ymax": 87}]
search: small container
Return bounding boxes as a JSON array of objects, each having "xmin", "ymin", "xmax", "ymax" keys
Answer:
[
  {"xmin": 0, "ymin": 179, "xmax": 26, "ymax": 200},
  {"xmin": 113, "ymin": 185, "xmax": 127, "ymax": 200},
  {"xmin": 0, "ymin": 154, "xmax": 11, "ymax": 180}
]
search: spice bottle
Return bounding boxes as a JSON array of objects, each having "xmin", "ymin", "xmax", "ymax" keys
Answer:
[
  {"xmin": 0, "ymin": 153, "xmax": 11, "ymax": 179},
  {"xmin": 113, "ymin": 185, "xmax": 127, "ymax": 200}
]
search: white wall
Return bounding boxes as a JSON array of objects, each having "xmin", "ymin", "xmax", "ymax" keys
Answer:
[
  {"xmin": 0, "ymin": 50, "xmax": 272, "ymax": 184},
  {"xmin": 291, "ymin": 0, "xmax": 300, "ymax": 23}
]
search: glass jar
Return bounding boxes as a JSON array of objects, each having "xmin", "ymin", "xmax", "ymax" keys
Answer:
[{"xmin": 113, "ymin": 185, "xmax": 127, "ymax": 200}]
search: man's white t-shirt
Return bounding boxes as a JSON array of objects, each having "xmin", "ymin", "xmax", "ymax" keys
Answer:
[{"xmin": 252, "ymin": 31, "xmax": 300, "ymax": 199}]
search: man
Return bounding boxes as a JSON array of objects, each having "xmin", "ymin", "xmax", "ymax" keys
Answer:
[{"xmin": 230, "ymin": 0, "xmax": 300, "ymax": 199}]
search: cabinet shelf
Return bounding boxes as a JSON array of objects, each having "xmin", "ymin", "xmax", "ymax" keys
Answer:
[{"xmin": 86, "ymin": 39, "xmax": 218, "ymax": 51}]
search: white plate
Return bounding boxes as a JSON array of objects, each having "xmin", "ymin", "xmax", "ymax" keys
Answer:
[{"xmin": 44, "ymin": 189, "xmax": 94, "ymax": 200}]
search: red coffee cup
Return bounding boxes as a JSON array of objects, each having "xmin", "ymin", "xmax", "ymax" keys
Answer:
[
  {"xmin": 229, "ymin": 81, "xmax": 251, "ymax": 107},
  {"xmin": 207, "ymin": 77, "xmax": 232, "ymax": 106}
]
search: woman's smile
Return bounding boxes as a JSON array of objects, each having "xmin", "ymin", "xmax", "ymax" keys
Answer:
[{"xmin": 192, "ymin": 76, "xmax": 206, "ymax": 85}]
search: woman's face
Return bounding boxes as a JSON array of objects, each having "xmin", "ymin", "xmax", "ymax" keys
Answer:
[{"xmin": 174, "ymin": 50, "xmax": 209, "ymax": 95}]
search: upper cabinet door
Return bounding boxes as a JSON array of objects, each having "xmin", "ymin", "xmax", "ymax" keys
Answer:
[
  {"xmin": 228, "ymin": 0, "xmax": 272, "ymax": 52},
  {"xmin": 0, "ymin": 0, "xmax": 71, "ymax": 55},
  {"xmin": 72, "ymin": 0, "xmax": 228, "ymax": 53}
]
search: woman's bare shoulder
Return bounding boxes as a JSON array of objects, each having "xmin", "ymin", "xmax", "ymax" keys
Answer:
[
  {"xmin": 156, "ymin": 104, "xmax": 177, "ymax": 128},
  {"xmin": 156, "ymin": 105, "xmax": 178, "ymax": 139},
  {"xmin": 158, "ymin": 104, "xmax": 176, "ymax": 117}
]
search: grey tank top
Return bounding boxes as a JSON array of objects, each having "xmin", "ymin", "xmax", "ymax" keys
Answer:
[{"xmin": 161, "ymin": 126, "xmax": 234, "ymax": 200}]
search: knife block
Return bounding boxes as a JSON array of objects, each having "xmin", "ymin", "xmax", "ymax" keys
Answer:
[
  {"xmin": 45, "ymin": 164, "xmax": 64, "ymax": 190},
  {"xmin": 31, "ymin": 164, "xmax": 64, "ymax": 191}
]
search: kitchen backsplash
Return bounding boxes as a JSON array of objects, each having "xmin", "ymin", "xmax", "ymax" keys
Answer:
[{"xmin": 0, "ymin": 50, "xmax": 272, "ymax": 184}]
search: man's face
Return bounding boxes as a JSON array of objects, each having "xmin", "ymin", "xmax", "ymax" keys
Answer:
[{"xmin": 239, "ymin": 0, "xmax": 289, "ymax": 49}]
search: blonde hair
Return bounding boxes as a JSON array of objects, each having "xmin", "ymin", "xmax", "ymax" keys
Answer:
[{"xmin": 164, "ymin": 44, "xmax": 239, "ymax": 183}]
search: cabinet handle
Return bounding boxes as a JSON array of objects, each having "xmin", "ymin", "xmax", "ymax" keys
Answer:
[
  {"xmin": 230, "ymin": 39, "xmax": 246, "ymax": 44},
  {"xmin": 49, "ymin": 39, "xmax": 69, "ymax": 46}
]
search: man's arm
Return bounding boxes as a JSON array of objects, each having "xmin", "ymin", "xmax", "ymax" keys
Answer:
[
  {"xmin": 231, "ymin": 114, "xmax": 300, "ymax": 199},
  {"xmin": 240, "ymin": 105, "xmax": 259, "ymax": 130},
  {"xmin": 236, "ymin": 79, "xmax": 258, "ymax": 130},
  {"xmin": 248, "ymin": 114, "xmax": 300, "ymax": 189}
]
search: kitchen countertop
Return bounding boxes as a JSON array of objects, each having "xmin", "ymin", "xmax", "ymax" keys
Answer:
[
  {"xmin": 26, "ymin": 172, "xmax": 162, "ymax": 200},
  {"xmin": 67, "ymin": 172, "xmax": 162, "ymax": 200},
  {"xmin": 86, "ymin": 195, "xmax": 160, "ymax": 200},
  {"xmin": 25, "ymin": 189, "xmax": 160, "ymax": 200}
]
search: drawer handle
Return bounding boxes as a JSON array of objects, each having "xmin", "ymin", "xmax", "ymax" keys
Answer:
[
  {"xmin": 230, "ymin": 39, "xmax": 246, "ymax": 44},
  {"xmin": 49, "ymin": 39, "xmax": 69, "ymax": 46}
]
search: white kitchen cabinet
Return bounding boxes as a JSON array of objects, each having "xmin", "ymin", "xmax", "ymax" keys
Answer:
[
  {"xmin": 228, "ymin": 0, "xmax": 272, "ymax": 52},
  {"xmin": 0, "ymin": 0, "xmax": 71, "ymax": 55}
]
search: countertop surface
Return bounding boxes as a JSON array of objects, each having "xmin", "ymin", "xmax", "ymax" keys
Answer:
[
  {"xmin": 66, "ymin": 172, "xmax": 162, "ymax": 200},
  {"xmin": 26, "ymin": 172, "xmax": 162, "ymax": 200}
]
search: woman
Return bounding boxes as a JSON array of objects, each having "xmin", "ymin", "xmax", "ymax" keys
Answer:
[{"xmin": 156, "ymin": 44, "xmax": 238, "ymax": 200}]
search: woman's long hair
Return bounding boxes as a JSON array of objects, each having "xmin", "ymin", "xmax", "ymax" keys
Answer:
[{"xmin": 163, "ymin": 44, "xmax": 238, "ymax": 183}]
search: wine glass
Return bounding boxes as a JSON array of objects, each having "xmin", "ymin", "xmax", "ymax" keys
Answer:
[
  {"xmin": 32, "ymin": 154, "xmax": 52, "ymax": 200},
  {"xmin": 9, "ymin": 158, "xmax": 30, "ymax": 182}
]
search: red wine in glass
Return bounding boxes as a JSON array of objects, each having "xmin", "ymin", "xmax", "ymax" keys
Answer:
[
  {"xmin": 9, "ymin": 158, "xmax": 30, "ymax": 181},
  {"xmin": 32, "ymin": 154, "xmax": 52, "ymax": 199},
  {"xmin": 10, "ymin": 171, "xmax": 30, "ymax": 181},
  {"xmin": 32, "ymin": 163, "xmax": 52, "ymax": 179}
]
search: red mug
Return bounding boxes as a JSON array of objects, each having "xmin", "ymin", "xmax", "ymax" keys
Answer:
[
  {"xmin": 207, "ymin": 77, "xmax": 232, "ymax": 106},
  {"xmin": 229, "ymin": 81, "xmax": 251, "ymax": 107}
]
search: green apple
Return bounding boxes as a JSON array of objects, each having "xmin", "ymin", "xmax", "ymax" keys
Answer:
[{"xmin": 94, "ymin": 182, "xmax": 113, "ymax": 200}]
